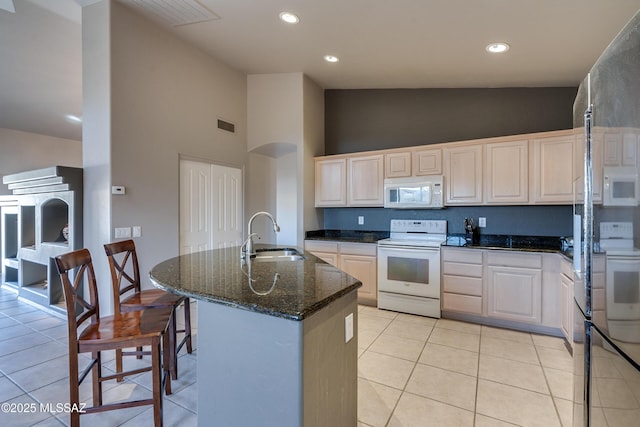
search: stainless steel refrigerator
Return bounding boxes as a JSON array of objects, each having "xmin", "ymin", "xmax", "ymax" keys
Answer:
[{"xmin": 573, "ymin": 9, "xmax": 640, "ymax": 427}]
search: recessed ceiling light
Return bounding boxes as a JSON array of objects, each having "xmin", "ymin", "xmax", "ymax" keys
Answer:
[
  {"xmin": 279, "ymin": 12, "xmax": 299, "ymax": 24},
  {"xmin": 324, "ymin": 55, "xmax": 339, "ymax": 63},
  {"xmin": 65, "ymin": 114, "xmax": 82, "ymax": 124},
  {"xmin": 486, "ymin": 42, "xmax": 510, "ymax": 53}
]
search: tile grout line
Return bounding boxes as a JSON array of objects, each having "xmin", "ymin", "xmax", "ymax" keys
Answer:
[
  {"xmin": 534, "ymin": 340, "xmax": 566, "ymax": 427},
  {"xmin": 381, "ymin": 322, "xmax": 431, "ymax": 427}
]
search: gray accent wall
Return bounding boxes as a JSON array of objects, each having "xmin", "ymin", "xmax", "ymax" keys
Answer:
[
  {"xmin": 325, "ymin": 88, "xmax": 577, "ymax": 155},
  {"xmin": 322, "ymin": 87, "xmax": 578, "ymax": 236}
]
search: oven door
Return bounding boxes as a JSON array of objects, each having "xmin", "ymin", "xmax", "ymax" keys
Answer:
[
  {"xmin": 605, "ymin": 256, "xmax": 640, "ymax": 323},
  {"xmin": 377, "ymin": 245, "xmax": 440, "ymax": 298}
]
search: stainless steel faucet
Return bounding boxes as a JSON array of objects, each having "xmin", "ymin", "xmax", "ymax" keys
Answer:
[{"xmin": 242, "ymin": 211, "xmax": 280, "ymax": 259}]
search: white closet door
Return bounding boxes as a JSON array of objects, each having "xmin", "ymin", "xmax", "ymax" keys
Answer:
[
  {"xmin": 211, "ymin": 164, "xmax": 243, "ymax": 249},
  {"xmin": 180, "ymin": 159, "xmax": 242, "ymax": 255}
]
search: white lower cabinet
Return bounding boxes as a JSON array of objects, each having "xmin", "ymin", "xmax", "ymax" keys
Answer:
[
  {"xmin": 486, "ymin": 252, "xmax": 543, "ymax": 324},
  {"xmin": 442, "ymin": 248, "xmax": 568, "ymax": 333},
  {"xmin": 560, "ymin": 259, "xmax": 574, "ymax": 342},
  {"xmin": 305, "ymin": 240, "xmax": 377, "ymax": 306},
  {"xmin": 442, "ymin": 248, "xmax": 484, "ymax": 315}
]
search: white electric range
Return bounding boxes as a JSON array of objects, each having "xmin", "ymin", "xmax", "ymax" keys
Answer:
[
  {"xmin": 377, "ymin": 219, "xmax": 447, "ymax": 318},
  {"xmin": 600, "ymin": 222, "xmax": 640, "ymax": 342}
]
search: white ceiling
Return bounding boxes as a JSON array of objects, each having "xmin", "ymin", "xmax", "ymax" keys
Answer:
[{"xmin": 2, "ymin": 0, "xmax": 640, "ymax": 142}]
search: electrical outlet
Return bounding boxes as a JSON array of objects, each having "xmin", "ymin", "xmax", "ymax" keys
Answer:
[
  {"xmin": 358, "ymin": 216, "xmax": 364, "ymax": 225},
  {"xmin": 345, "ymin": 313, "xmax": 354, "ymax": 343},
  {"xmin": 479, "ymin": 217, "xmax": 487, "ymax": 228}
]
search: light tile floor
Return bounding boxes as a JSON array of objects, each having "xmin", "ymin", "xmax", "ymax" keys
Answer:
[
  {"xmin": 0, "ymin": 286, "xmax": 573, "ymax": 426},
  {"xmin": 357, "ymin": 305, "xmax": 573, "ymax": 427}
]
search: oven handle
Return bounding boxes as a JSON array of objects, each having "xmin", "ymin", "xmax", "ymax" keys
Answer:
[
  {"xmin": 378, "ymin": 246, "xmax": 440, "ymax": 254},
  {"xmin": 606, "ymin": 256, "xmax": 640, "ymax": 262}
]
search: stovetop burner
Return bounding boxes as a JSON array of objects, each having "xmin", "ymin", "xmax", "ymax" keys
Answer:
[{"xmin": 377, "ymin": 219, "xmax": 447, "ymax": 248}]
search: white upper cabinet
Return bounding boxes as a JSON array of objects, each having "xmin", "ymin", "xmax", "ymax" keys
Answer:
[
  {"xmin": 384, "ymin": 148, "xmax": 442, "ymax": 178},
  {"xmin": 413, "ymin": 148, "xmax": 442, "ymax": 175},
  {"xmin": 348, "ymin": 154, "xmax": 384, "ymax": 206},
  {"xmin": 603, "ymin": 130, "xmax": 638, "ymax": 167},
  {"xmin": 315, "ymin": 129, "xmax": 583, "ymax": 208},
  {"xmin": 384, "ymin": 152, "xmax": 412, "ymax": 178},
  {"xmin": 531, "ymin": 133, "xmax": 574, "ymax": 203},
  {"xmin": 485, "ymin": 139, "xmax": 528, "ymax": 204},
  {"xmin": 622, "ymin": 132, "xmax": 638, "ymax": 166},
  {"xmin": 444, "ymin": 144, "xmax": 483, "ymax": 205},
  {"xmin": 315, "ymin": 158, "xmax": 347, "ymax": 207}
]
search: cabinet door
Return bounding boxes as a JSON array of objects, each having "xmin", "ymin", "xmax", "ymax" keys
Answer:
[
  {"xmin": 487, "ymin": 266, "xmax": 542, "ymax": 324},
  {"xmin": 603, "ymin": 132, "xmax": 621, "ymax": 166},
  {"xmin": 385, "ymin": 152, "xmax": 412, "ymax": 178},
  {"xmin": 485, "ymin": 139, "xmax": 528, "ymax": 204},
  {"xmin": 531, "ymin": 134, "xmax": 574, "ymax": 203},
  {"xmin": 340, "ymin": 254, "xmax": 377, "ymax": 305},
  {"xmin": 560, "ymin": 273, "xmax": 573, "ymax": 341},
  {"xmin": 444, "ymin": 144, "xmax": 483, "ymax": 204},
  {"xmin": 413, "ymin": 148, "xmax": 442, "ymax": 175},
  {"xmin": 315, "ymin": 158, "xmax": 347, "ymax": 207},
  {"xmin": 348, "ymin": 155, "xmax": 384, "ymax": 206},
  {"xmin": 622, "ymin": 133, "xmax": 638, "ymax": 166}
]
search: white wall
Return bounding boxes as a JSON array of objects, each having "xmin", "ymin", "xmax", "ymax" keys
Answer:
[
  {"xmin": 300, "ymin": 76, "xmax": 325, "ymax": 245},
  {"xmin": 246, "ymin": 73, "xmax": 324, "ymax": 248},
  {"xmin": 247, "ymin": 73, "xmax": 303, "ymax": 151},
  {"xmin": 276, "ymin": 151, "xmax": 297, "ymax": 246},
  {"xmin": 0, "ymin": 128, "xmax": 82, "ymax": 195},
  {"xmin": 82, "ymin": 0, "xmax": 113, "ymax": 312},
  {"xmin": 245, "ymin": 152, "xmax": 277, "ymax": 244},
  {"xmin": 82, "ymin": 1, "xmax": 247, "ymax": 312}
]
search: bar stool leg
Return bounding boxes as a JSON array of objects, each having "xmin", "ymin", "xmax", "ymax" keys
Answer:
[{"xmin": 184, "ymin": 299, "xmax": 193, "ymax": 354}]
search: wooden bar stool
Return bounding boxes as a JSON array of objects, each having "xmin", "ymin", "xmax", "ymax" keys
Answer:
[
  {"xmin": 104, "ymin": 239, "xmax": 192, "ymax": 382},
  {"xmin": 55, "ymin": 248, "xmax": 172, "ymax": 427}
]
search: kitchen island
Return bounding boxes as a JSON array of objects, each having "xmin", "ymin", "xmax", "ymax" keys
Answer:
[{"xmin": 150, "ymin": 245, "xmax": 361, "ymax": 427}]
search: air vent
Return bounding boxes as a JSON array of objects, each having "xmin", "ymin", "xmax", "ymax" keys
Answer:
[
  {"xmin": 118, "ymin": 0, "xmax": 220, "ymax": 27},
  {"xmin": 217, "ymin": 119, "xmax": 235, "ymax": 133}
]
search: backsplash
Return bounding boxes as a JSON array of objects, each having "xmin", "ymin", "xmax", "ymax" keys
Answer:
[{"xmin": 322, "ymin": 205, "xmax": 574, "ymax": 237}]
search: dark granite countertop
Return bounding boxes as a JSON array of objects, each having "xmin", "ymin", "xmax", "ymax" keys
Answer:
[
  {"xmin": 443, "ymin": 233, "xmax": 564, "ymax": 253},
  {"xmin": 149, "ymin": 245, "xmax": 361, "ymax": 321},
  {"xmin": 305, "ymin": 229, "xmax": 389, "ymax": 243}
]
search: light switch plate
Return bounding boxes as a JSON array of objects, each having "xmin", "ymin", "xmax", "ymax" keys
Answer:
[
  {"xmin": 479, "ymin": 217, "xmax": 486, "ymax": 228},
  {"xmin": 345, "ymin": 313, "xmax": 354, "ymax": 343},
  {"xmin": 132, "ymin": 226, "xmax": 141, "ymax": 237},
  {"xmin": 358, "ymin": 216, "xmax": 364, "ymax": 225},
  {"xmin": 115, "ymin": 227, "xmax": 131, "ymax": 238}
]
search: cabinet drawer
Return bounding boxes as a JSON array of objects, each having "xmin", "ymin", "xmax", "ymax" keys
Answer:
[
  {"xmin": 443, "ymin": 275, "xmax": 482, "ymax": 296},
  {"xmin": 340, "ymin": 243, "xmax": 377, "ymax": 256},
  {"xmin": 442, "ymin": 248, "xmax": 483, "ymax": 264},
  {"xmin": 593, "ymin": 255, "xmax": 605, "ymax": 272},
  {"xmin": 305, "ymin": 240, "xmax": 338, "ymax": 253},
  {"xmin": 560, "ymin": 259, "xmax": 573, "ymax": 278},
  {"xmin": 311, "ymin": 252, "xmax": 339, "ymax": 267},
  {"xmin": 442, "ymin": 293, "xmax": 483, "ymax": 315},
  {"xmin": 486, "ymin": 251, "xmax": 542, "ymax": 269},
  {"xmin": 442, "ymin": 261, "xmax": 483, "ymax": 278}
]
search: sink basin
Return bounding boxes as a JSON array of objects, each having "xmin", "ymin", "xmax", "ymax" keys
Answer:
[{"xmin": 251, "ymin": 248, "xmax": 305, "ymax": 262}]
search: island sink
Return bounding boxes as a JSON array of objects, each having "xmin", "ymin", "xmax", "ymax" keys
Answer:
[{"xmin": 251, "ymin": 247, "xmax": 305, "ymax": 262}]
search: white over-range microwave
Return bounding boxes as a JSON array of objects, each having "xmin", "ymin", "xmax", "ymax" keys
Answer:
[
  {"xmin": 603, "ymin": 167, "xmax": 639, "ymax": 206},
  {"xmin": 383, "ymin": 176, "xmax": 444, "ymax": 209}
]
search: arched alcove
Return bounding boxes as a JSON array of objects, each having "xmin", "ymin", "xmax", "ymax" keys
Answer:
[{"xmin": 41, "ymin": 198, "xmax": 69, "ymax": 245}]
